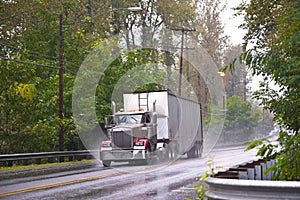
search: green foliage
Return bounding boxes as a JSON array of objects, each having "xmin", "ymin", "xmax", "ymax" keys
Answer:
[
  {"xmin": 190, "ymin": 158, "xmax": 221, "ymax": 200},
  {"xmin": 95, "ymin": 48, "xmax": 167, "ymax": 123},
  {"xmin": 246, "ymin": 131, "xmax": 300, "ymax": 180},
  {"xmin": 0, "ymin": 1, "xmax": 87, "ymax": 153},
  {"xmin": 156, "ymin": 0, "xmax": 197, "ymax": 28},
  {"xmin": 225, "ymin": 95, "xmax": 260, "ymax": 135},
  {"xmin": 234, "ymin": 0, "xmax": 300, "ymax": 180},
  {"xmin": 0, "ymin": 60, "xmax": 80, "ymax": 153},
  {"xmin": 0, "ymin": 0, "xmax": 227, "ymax": 157},
  {"xmin": 275, "ymin": 132, "xmax": 300, "ymax": 180},
  {"xmin": 13, "ymin": 83, "xmax": 36, "ymax": 101},
  {"xmin": 222, "ymin": 45, "xmax": 248, "ymax": 98},
  {"xmin": 245, "ymin": 138, "xmax": 269, "ymax": 152}
]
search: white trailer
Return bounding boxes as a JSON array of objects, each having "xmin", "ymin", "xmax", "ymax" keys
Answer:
[{"xmin": 100, "ymin": 90, "xmax": 203, "ymax": 167}]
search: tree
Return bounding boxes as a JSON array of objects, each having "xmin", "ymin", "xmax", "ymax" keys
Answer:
[
  {"xmin": 95, "ymin": 48, "xmax": 166, "ymax": 123},
  {"xmin": 224, "ymin": 95, "xmax": 260, "ymax": 140},
  {"xmin": 0, "ymin": 0, "xmax": 91, "ymax": 153},
  {"xmin": 186, "ymin": 0, "xmax": 228, "ymax": 116},
  {"xmin": 0, "ymin": 0, "xmax": 229, "ymax": 156},
  {"xmin": 222, "ymin": 45, "xmax": 249, "ymax": 99},
  {"xmin": 233, "ymin": 0, "xmax": 300, "ymax": 180},
  {"xmin": 194, "ymin": 0, "xmax": 228, "ymax": 67}
]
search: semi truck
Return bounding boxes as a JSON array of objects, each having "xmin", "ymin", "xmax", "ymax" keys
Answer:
[{"xmin": 100, "ymin": 90, "xmax": 203, "ymax": 167}]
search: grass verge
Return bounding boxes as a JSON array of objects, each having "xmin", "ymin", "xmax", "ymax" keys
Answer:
[{"xmin": 0, "ymin": 159, "xmax": 96, "ymax": 171}]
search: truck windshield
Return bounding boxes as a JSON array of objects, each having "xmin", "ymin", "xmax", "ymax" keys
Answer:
[{"xmin": 116, "ymin": 114, "xmax": 143, "ymax": 124}]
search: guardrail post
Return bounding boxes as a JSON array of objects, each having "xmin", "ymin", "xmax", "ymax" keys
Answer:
[
  {"xmin": 261, "ymin": 162, "xmax": 267, "ymax": 180},
  {"xmin": 238, "ymin": 171, "xmax": 248, "ymax": 179},
  {"xmin": 266, "ymin": 160, "xmax": 273, "ymax": 180},
  {"xmin": 247, "ymin": 168, "xmax": 255, "ymax": 180},
  {"xmin": 7, "ymin": 161, "xmax": 13, "ymax": 167},
  {"xmin": 48, "ymin": 157, "xmax": 54, "ymax": 163},
  {"xmin": 254, "ymin": 165, "xmax": 262, "ymax": 180},
  {"xmin": 68, "ymin": 155, "xmax": 74, "ymax": 162},
  {"xmin": 36, "ymin": 158, "xmax": 42, "ymax": 164}
]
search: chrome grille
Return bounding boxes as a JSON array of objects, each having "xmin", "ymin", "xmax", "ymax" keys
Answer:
[{"xmin": 112, "ymin": 130, "xmax": 132, "ymax": 149}]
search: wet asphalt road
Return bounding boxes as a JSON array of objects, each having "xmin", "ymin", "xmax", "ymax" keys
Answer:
[{"xmin": 0, "ymin": 145, "xmax": 258, "ymax": 200}]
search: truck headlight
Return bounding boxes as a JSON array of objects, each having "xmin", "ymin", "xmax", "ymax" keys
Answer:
[
  {"xmin": 134, "ymin": 141, "xmax": 144, "ymax": 146},
  {"xmin": 101, "ymin": 141, "xmax": 112, "ymax": 148}
]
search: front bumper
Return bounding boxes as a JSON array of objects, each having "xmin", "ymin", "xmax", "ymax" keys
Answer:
[{"xmin": 100, "ymin": 149, "xmax": 147, "ymax": 161}]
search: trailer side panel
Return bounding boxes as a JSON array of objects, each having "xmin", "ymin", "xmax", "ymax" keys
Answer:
[{"xmin": 168, "ymin": 94, "xmax": 202, "ymax": 154}]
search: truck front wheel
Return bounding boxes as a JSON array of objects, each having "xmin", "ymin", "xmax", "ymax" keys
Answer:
[
  {"xmin": 143, "ymin": 145, "xmax": 152, "ymax": 165},
  {"xmin": 187, "ymin": 146, "xmax": 196, "ymax": 158},
  {"xmin": 102, "ymin": 160, "xmax": 111, "ymax": 167}
]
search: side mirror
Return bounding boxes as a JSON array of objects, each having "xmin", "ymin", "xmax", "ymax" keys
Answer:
[{"xmin": 104, "ymin": 117, "xmax": 109, "ymax": 126}]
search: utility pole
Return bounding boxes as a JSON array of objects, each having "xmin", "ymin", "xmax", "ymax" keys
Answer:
[
  {"xmin": 87, "ymin": 0, "xmax": 92, "ymax": 18},
  {"xmin": 172, "ymin": 28, "xmax": 195, "ymax": 96},
  {"xmin": 185, "ymin": 32, "xmax": 190, "ymax": 83},
  {"xmin": 87, "ymin": 0, "xmax": 93, "ymax": 34},
  {"xmin": 178, "ymin": 28, "xmax": 185, "ymax": 96},
  {"xmin": 59, "ymin": 14, "xmax": 65, "ymax": 162}
]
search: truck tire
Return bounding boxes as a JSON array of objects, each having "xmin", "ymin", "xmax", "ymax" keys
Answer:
[
  {"xmin": 196, "ymin": 142, "xmax": 203, "ymax": 157},
  {"xmin": 187, "ymin": 146, "xmax": 196, "ymax": 158},
  {"xmin": 194, "ymin": 142, "xmax": 201, "ymax": 158},
  {"xmin": 166, "ymin": 142, "xmax": 178, "ymax": 160},
  {"xmin": 144, "ymin": 146, "xmax": 152, "ymax": 165},
  {"xmin": 103, "ymin": 160, "xmax": 111, "ymax": 167}
]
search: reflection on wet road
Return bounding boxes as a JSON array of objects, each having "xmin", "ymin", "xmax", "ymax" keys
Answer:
[{"xmin": 0, "ymin": 145, "xmax": 257, "ymax": 200}]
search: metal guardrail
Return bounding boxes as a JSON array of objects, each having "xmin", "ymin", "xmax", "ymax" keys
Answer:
[
  {"xmin": 205, "ymin": 157, "xmax": 300, "ymax": 200},
  {"xmin": 214, "ymin": 159, "xmax": 277, "ymax": 180},
  {"xmin": 205, "ymin": 177, "xmax": 300, "ymax": 200},
  {"xmin": 0, "ymin": 150, "xmax": 98, "ymax": 166}
]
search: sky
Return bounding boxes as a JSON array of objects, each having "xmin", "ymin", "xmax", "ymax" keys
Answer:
[
  {"xmin": 221, "ymin": 0, "xmax": 265, "ymax": 92},
  {"xmin": 221, "ymin": 0, "xmax": 246, "ymax": 45}
]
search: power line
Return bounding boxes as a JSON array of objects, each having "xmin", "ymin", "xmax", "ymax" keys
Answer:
[
  {"xmin": 0, "ymin": 56, "xmax": 60, "ymax": 70},
  {"xmin": 0, "ymin": 42, "xmax": 86, "ymax": 71},
  {"xmin": 0, "ymin": 55, "xmax": 77, "ymax": 77},
  {"xmin": 0, "ymin": 42, "xmax": 87, "ymax": 70},
  {"xmin": 171, "ymin": 28, "xmax": 196, "ymax": 96},
  {"xmin": 0, "ymin": 55, "xmax": 80, "ymax": 75},
  {"xmin": 0, "ymin": 42, "xmax": 58, "ymax": 62},
  {"xmin": 0, "ymin": 56, "xmax": 121, "ymax": 90}
]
